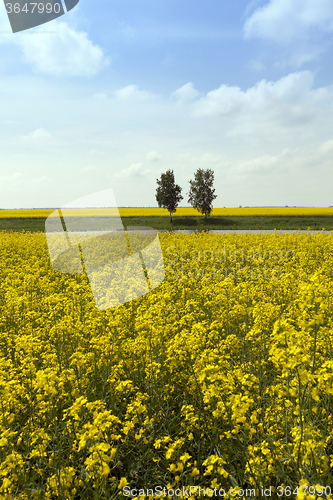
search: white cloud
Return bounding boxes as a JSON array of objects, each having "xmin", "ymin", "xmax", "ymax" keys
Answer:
[
  {"xmin": 191, "ymin": 71, "xmax": 328, "ymax": 132},
  {"xmin": 118, "ymin": 22, "xmax": 136, "ymax": 38},
  {"xmin": 171, "ymin": 82, "xmax": 201, "ymax": 104},
  {"xmin": 146, "ymin": 151, "xmax": 161, "ymax": 162},
  {"xmin": 248, "ymin": 58, "xmax": 266, "ymax": 71},
  {"xmin": 244, "ymin": 0, "xmax": 333, "ymax": 43},
  {"xmin": 0, "ymin": 172, "xmax": 23, "ymax": 181},
  {"xmin": 82, "ymin": 165, "xmax": 98, "ymax": 172},
  {"xmin": 200, "ymin": 153, "xmax": 222, "ymax": 164},
  {"xmin": 113, "ymin": 163, "xmax": 150, "ymax": 178},
  {"xmin": 20, "ymin": 127, "xmax": 51, "ymax": 141},
  {"xmin": 32, "ymin": 175, "xmax": 49, "ymax": 183},
  {"xmin": 178, "ymin": 153, "xmax": 191, "ymax": 160},
  {"xmin": 114, "ymin": 85, "xmax": 158, "ymax": 101},
  {"xmin": 192, "ymin": 83, "xmax": 245, "ymax": 116},
  {"xmin": 235, "ymin": 153, "xmax": 283, "ymax": 174},
  {"xmin": 319, "ymin": 139, "xmax": 333, "ymax": 154},
  {"xmin": 162, "ymin": 52, "xmax": 176, "ymax": 67},
  {"xmin": 284, "ymin": 46, "xmax": 325, "ymax": 68},
  {"xmin": 93, "ymin": 92, "xmax": 109, "ymax": 101},
  {"xmin": 2, "ymin": 21, "xmax": 109, "ymax": 77},
  {"xmin": 89, "ymin": 149, "xmax": 104, "ymax": 156}
]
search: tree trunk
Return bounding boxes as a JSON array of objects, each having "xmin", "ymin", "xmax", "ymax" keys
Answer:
[
  {"xmin": 170, "ymin": 210, "xmax": 172, "ymax": 223},
  {"xmin": 205, "ymin": 212, "xmax": 207, "ymax": 221}
]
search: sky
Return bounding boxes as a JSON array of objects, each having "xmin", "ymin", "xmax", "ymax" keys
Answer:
[{"xmin": 0, "ymin": 0, "xmax": 333, "ymax": 209}]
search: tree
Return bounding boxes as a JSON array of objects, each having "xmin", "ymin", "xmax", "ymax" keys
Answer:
[
  {"xmin": 187, "ymin": 168, "xmax": 217, "ymax": 220},
  {"xmin": 155, "ymin": 169, "xmax": 183, "ymax": 222}
]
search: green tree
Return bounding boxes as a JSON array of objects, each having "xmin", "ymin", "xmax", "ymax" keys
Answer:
[
  {"xmin": 187, "ymin": 168, "xmax": 217, "ymax": 220},
  {"xmin": 155, "ymin": 169, "xmax": 183, "ymax": 222}
]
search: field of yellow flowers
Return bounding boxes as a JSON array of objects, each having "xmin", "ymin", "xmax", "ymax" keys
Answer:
[
  {"xmin": 0, "ymin": 207, "xmax": 333, "ymax": 218},
  {"xmin": 1, "ymin": 230, "xmax": 333, "ymax": 499}
]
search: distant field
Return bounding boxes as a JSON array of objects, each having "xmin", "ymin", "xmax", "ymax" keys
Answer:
[
  {"xmin": 0, "ymin": 207, "xmax": 333, "ymax": 218},
  {"xmin": 0, "ymin": 208, "xmax": 332, "ymax": 232}
]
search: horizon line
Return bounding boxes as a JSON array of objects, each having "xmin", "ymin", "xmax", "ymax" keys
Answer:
[{"xmin": 0, "ymin": 205, "xmax": 326, "ymax": 210}]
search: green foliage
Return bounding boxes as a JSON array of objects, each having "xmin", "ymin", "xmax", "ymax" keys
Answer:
[
  {"xmin": 155, "ymin": 170, "xmax": 183, "ymax": 222},
  {"xmin": 187, "ymin": 168, "xmax": 217, "ymax": 219}
]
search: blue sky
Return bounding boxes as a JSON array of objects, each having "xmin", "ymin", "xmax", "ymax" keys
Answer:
[{"xmin": 0, "ymin": 0, "xmax": 333, "ymax": 208}]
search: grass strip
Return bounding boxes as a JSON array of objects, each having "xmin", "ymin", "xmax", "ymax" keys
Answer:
[{"xmin": 0, "ymin": 215, "xmax": 332, "ymax": 232}]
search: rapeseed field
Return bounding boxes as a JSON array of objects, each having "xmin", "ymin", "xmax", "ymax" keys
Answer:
[
  {"xmin": 1, "ymin": 230, "xmax": 333, "ymax": 499},
  {"xmin": 0, "ymin": 207, "xmax": 333, "ymax": 218}
]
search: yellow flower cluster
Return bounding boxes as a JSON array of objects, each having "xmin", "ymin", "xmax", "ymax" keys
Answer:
[
  {"xmin": 115, "ymin": 207, "xmax": 333, "ymax": 217},
  {"xmin": 0, "ymin": 206, "xmax": 333, "ymax": 217},
  {"xmin": 0, "ymin": 230, "xmax": 333, "ymax": 498},
  {"xmin": 0, "ymin": 209, "xmax": 54, "ymax": 218}
]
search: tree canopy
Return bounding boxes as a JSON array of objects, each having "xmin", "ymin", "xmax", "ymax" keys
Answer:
[
  {"xmin": 187, "ymin": 168, "xmax": 217, "ymax": 220},
  {"xmin": 155, "ymin": 169, "xmax": 183, "ymax": 222}
]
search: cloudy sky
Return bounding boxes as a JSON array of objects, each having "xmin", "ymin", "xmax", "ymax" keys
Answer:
[{"xmin": 0, "ymin": 0, "xmax": 332, "ymax": 208}]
